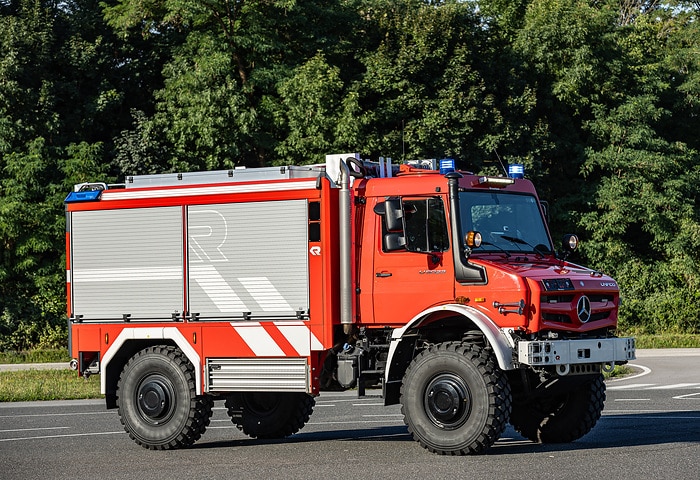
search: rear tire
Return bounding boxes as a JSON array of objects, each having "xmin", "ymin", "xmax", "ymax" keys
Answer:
[
  {"xmin": 225, "ymin": 392, "xmax": 315, "ymax": 439},
  {"xmin": 117, "ymin": 346, "xmax": 213, "ymax": 450},
  {"xmin": 400, "ymin": 342, "xmax": 511, "ymax": 455},
  {"xmin": 510, "ymin": 373, "xmax": 605, "ymax": 443}
]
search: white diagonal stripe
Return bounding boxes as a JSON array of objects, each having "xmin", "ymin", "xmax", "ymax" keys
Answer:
[
  {"xmin": 240, "ymin": 277, "xmax": 292, "ymax": 312},
  {"xmin": 310, "ymin": 332, "xmax": 324, "ymax": 351},
  {"xmin": 276, "ymin": 325, "xmax": 311, "ymax": 356},
  {"xmin": 233, "ymin": 325, "xmax": 285, "ymax": 356},
  {"xmin": 191, "ymin": 265, "xmax": 248, "ymax": 312}
]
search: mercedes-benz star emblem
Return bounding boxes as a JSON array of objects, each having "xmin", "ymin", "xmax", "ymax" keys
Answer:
[{"xmin": 577, "ymin": 295, "xmax": 592, "ymax": 323}]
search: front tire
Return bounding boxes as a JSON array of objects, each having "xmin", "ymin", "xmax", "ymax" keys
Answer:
[
  {"xmin": 117, "ymin": 346, "xmax": 213, "ymax": 450},
  {"xmin": 510, "ymin": 373, "xmax": 606, "ymax": 443},
  {"xmin": 225, "ymin": 392, "xmax": 315, "ymax": 439},
  {"xmin": 400, "ymin": 342, "xmax": 511, "ymax": 455}
]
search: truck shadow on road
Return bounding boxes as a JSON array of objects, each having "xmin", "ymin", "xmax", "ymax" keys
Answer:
[
  {"xmin": 195, "ymin": 411, "xmax": 700, "ymax": 453},
  {"xmin": 493, "ymin": 411, "xmax": 700, "ymax": 455}
]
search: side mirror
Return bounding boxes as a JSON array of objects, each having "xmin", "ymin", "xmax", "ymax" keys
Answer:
[
  {"xmin": 383, "ymin": 198, "xmax": 403, "ymax": 232},
  {"xmin": 383, "ymin": 232, "xmax": 407, "ymax": 251},
  {"xmin": 374, "ymin": 198, "xmax": 406, "ymax": 251}
]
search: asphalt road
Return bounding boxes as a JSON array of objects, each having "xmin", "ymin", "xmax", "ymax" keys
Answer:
[{"xmin": 1, "ymin": 350, "xmax": 698, "ymax": 480}]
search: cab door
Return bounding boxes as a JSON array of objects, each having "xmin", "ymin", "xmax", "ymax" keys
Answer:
[{"xmin": 369, "ymin": 196, "xmax": 454, "ymax": 325}]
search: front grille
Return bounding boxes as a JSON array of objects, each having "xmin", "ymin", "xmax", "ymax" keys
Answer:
[
  {"xmin": 588, "ymin": 294, "xmax": 615, "ymax": 304},
  {"xmin": 542, "ymin": 295, "xmax": 575, "ymax": 304},
  {"xmin": 542, "ymin": 313, "xmax": 572, "ymax": 323},
  {"xmin": 540, "ymin": 293, "xmax": 614, "ymax": 326},
  {"xmin": 590, "ymin": 311, "xmax": 611, "ymax": 322}
]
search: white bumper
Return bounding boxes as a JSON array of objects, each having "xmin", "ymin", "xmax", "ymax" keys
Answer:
[{"xmin": 517, "ymin": 337, "xmax": 636, "ymax": 367}]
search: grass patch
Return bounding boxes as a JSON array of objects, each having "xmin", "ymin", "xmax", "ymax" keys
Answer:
[
  {"xmin": 0, "ymin": 370, "xmax": 101, "ymax": 402},
  {"xmin": 0, "ymin": 349, "xmax": 70, "ymax": 364},
  {"xmin": 603, "ymin": 365, "xmax": 633, "ymax": 379},
  {"xmin": 630, "ymin": 334, "xmax": 700, "ymax": 349}
]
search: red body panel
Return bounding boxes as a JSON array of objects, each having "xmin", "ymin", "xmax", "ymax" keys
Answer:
[
  {"xmin": 67, "ymin": 175, "xmax": 339, "ymax": 394},
  {"xmin": 67, "ymin": 166, "xmax": 619, "ymax": 394}
]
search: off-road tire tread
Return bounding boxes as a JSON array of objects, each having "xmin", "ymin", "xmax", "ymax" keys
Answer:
[
  {"xmin": 117, "ymin": 345, "xmax": 213, "ymax": 450},
  {"xmin": 225, "ymin": 392, "xmax": 315, "ymax": 439},
  {"xmin": 400, "ymin": 342, "xmax": 511, "ymax": 455},
  {"xmin": 511, "ymin": 373, "xmax": 605, "ymax": 443}
]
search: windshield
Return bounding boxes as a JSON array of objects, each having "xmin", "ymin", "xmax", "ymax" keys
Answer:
[{"xmin": 459, "ymin": 191, "xmax": 553, "ymax": 255}]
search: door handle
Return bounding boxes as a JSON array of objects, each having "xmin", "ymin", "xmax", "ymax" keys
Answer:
[{"xmin": 376, "ymin": 271, "xmax": 392, "ymax": 278}]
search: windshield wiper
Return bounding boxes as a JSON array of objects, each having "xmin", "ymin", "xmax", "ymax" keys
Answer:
[
  {"xmin": 501, "ymin": 235, "xmax": 551, "ymax": 258},
  {"xmin": 479, "ymin": 240, "xmax": 511, "ymax": 258}
]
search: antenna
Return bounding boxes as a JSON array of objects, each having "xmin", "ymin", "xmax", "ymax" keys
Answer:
[
  {"xmin": 494, "ymin": 149, "xmax": 508, "ymax": 176},
  {"xmin": 402, "ymin": 119, "xmax": 405, "ymax": 162}
]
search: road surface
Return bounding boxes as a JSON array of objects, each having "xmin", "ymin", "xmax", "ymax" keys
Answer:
[{"xmin": 0, "ymin": 349, "xmax": 698, "ymax": 479}]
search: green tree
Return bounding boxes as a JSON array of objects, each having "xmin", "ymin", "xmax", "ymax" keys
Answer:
[
  {"xmin": 274, "ymin": 53, "xmax": 358, "ymax": 164},
  {"xmin": 578, "ymin": 4, "xmax": 700, "ymax": 333},
  {"xmin": 107, "ymin": 0, "xmax": 363, "ymax": 171},
  {"xmin": 1, "ymin": 0, "xmax": 138, "ymax": 349}
]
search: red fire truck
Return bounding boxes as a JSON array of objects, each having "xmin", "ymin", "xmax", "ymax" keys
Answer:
[{"xmin": 65, "ymin": 153, "xmax": 635, "ymax": 454}]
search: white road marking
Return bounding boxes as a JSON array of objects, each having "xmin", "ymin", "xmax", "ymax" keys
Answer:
[
  {"xmin": 673, "ymin": 392, "xmax": 700, "ymax": 400},
  {"xmin": 649, "ymin": 383, "xmax": 700, "ymax": 390},
  {"xmin": 608, "ymin": 383, "xmax": 700, "ymax": 391},
  {"xmin": 607, "ymin": 383, "xmax": 656, "ymax": 390},
  {"xmin": 607, "ymin": 363, "xmax": 652, "ymax": 383},
  {"xmin": 0, "ymin": 427, "xmax": 69, "ymax": 434},
  {"xmin": 309, "ymin": 420, "xmax": 404, "ymax": 425},
  {"xmin": 0, "ymin": 431, "xmax": 125, "ymax": 443},
  {"xmin": 0, "ymin": 411, "xmax": 112, "ymax": 419}
]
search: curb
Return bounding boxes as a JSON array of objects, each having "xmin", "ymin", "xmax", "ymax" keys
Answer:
[{"xmin": 0, "ymin": 362, "xmax": 70, "ymax": 372}]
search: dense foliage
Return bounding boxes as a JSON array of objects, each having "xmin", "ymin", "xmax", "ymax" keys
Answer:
[{"xmin": 1, "ymin": 0, "xmax": 698, "ymax": 349}]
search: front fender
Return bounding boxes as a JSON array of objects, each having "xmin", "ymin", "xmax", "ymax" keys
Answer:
[{"xmin": 386, "ymin": 304, "xmax": 516, "ymax": 386}]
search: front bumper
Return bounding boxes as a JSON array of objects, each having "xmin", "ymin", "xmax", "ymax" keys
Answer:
[{"xmin": 517, "ymin": 337, "xmax": 635, "ymax": 367}]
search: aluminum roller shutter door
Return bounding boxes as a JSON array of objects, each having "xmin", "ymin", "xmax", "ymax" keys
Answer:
[
  {"xmin": 187, "ymin": 200, "xmax": 309, "ymax": 320},
  {"xmin": 70, "ymin": 207, "xmax": 183, "ymax": 320}
]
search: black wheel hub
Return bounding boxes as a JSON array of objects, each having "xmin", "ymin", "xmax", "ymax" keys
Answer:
[
  {"xmin": 244, "ymin": 392, "xmax": 281, "ymax": 417},
  {"xmin": 137, "ymin": 375, "xmax": 175, "ymax": 423},
  {"xmin": 424, "ymin": 373, "xmax": 472, "ymax": 430}
]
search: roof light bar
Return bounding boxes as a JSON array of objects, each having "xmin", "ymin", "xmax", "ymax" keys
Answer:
[
  {"xmin": 64, "ymin": 182, "xmax": 107, "ymax": 203},
  {"xmin": 472, "ymin": 176, "xmax": 515, "ymax": 188},
  {"xmin": 64, "ymin": 190, "xmax": 103, "ymax": 203}
]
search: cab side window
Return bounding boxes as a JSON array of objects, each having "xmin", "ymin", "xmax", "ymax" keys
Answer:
[{"xmin": 380, "ymin": 197, "xmax": 449, "ymax": 253}]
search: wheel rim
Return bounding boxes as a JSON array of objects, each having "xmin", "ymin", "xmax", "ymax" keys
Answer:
[
  {"xmin": 136, "ymin": 374, "xmax": 176, "ymax": 424},
  {"xmin": 424, "ymin": 373, "xmax": 472, "ymax": 430}
]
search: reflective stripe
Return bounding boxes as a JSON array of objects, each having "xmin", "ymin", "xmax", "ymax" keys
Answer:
[
  {"xmin": 102, "ymin": 181, "xmax": 317, "ymax": 201},
  {"xmin": 234, "ymin": 325, "xmax": 286, "ymax": 357},
  {"xmin": 231, "ymin": 322, "xmax": 324, "ymax": 357}
]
